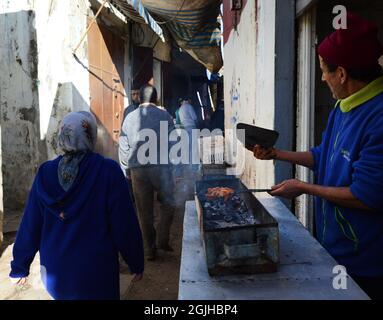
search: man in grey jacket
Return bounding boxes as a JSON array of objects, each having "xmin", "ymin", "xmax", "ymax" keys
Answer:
[
  {"xmin": 178, "ymin": 97, "xmax": 198, "ymax": 130},
  {"xmin": 178, "ymin": 97, "xmax": 199, "ymax": 173},
  {"xmin": 119, "ymin": 86, "xmax": 140, "ymax": 203},
  {"xmin": 119, "ymin": 84, "xmax": 175, "ymax": 261}
]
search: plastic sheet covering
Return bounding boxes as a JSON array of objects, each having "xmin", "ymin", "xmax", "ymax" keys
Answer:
[
  {"xmin": 110, "ymin": 0, "xmax": 164, "ymax": 41},
  {"xmin": 141, "ymin": 0, "xmax": 223, "ymax": 72}
]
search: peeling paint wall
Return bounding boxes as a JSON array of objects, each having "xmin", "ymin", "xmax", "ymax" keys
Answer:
[
  {"xmin": 33, "ymin": 0, "xmax": 91, "ymax": 157},
  {"xmin": 0, "ymin": 10, "xmax": 43, "ymax": 214},
  {"xmin": 0, "ymin": 0, "xmax": 132, "ymax": 234},
  {"xmin": 223, "ymin": 0, "xmax": 294, "ymax": 194},
  {"xmin": 223, "ymin": 0, "xmax": 262, "ymax": 188},
  {"xmin": 45, "ymin": 82, "xmax": 89, "ymax": 158},
  {"xmin": 1, "ymin": 0, "xmax": 93, "ymax": 156},
  {"xmin": 0, "ymin": 0, "xmax": 92, "ymax": 228}
]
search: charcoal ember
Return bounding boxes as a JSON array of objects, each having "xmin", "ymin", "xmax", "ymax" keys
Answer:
[
  {"xmin": 231, "ymin": 217, "xmax": 241, "ymax": 224},
  {"xmin": 232, "ymin": 202, "xmax": 241, "ymax": 210},
  {"xmin": 238, "ymin": 204, "xmax": 248, "ymax": 214},
  {"xmin": 205, "ymin": 221, "xmax": 219, "ymax": 229},
  {"xmin": 201, "ymin": 188, "xmax": 253, "ymax": 227},
  {"xmin": 224, "ymin": 214, "xmax": 234, "ymax": 222},
  {"xmin": 231, "ymin": 195, "xmax": 241, "ymax": 201},
  {"xmin": 211, "ymin": 214, "xmax": 223, "ymax": 220},
  {"xmin": 206, "ymin": 210, "xmax": 222, "ymax": 220},
  {"xmin": 203, "ymin": 202, "xmax": 211, "ymax": 209},
  {"xmin": 218, "ymin": 202, "xmax": 226, "ymax": 210},
  {"xmin": 245, "ymin": 215, "xmax": 256, "ymax": 224},
  {"xmin": 238, "ymin": 214, "xmax": 248, "ymax": 223}
]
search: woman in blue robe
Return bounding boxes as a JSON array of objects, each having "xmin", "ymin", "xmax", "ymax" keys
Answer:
[{"xmin": 9, "ymin": 111, "xmax": 144, "ymax": 300}]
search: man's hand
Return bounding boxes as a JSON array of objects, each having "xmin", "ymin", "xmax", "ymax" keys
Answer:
[
  {"xmin": 269, "ymin": 179, "xmax": 305, "ymax": 199},
  {"xmin": 253, "ymin": 145, "xmax": 278, "ymax": 160},
  {"xmin": 131, "ymin": 273, "xmax": 143, "ymax": 282},
  {"xmin": 10, "ymin": 277, "xmax": 27, "ymax": 285}
]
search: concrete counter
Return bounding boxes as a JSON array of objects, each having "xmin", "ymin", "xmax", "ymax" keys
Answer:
[{"xmin": 178, "ymin": 198, "xmax": 369, "ymax": 300}]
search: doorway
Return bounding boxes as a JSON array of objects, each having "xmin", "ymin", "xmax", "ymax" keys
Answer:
[{"xmin": 87, "ymin": 20, "xmax": 125, "ymax": 161}]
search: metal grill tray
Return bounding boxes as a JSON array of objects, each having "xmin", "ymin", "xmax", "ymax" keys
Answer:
[{"xmin": 195, "ymin": 177, "xmax": 277, "ymax": 231}]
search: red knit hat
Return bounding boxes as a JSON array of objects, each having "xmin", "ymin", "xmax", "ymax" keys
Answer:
[{"xmin": 318, "ymin": 12, "xmax": 383, "ymax": 70}]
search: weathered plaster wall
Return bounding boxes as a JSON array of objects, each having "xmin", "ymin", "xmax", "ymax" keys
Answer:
[
  {"xmin": 45, "ymin": 82, "xmax": 89, "ymax": 157},
  {"xmin": 0, "ymin": 0, "xmax": 92, "ymax": 230},
  {"xmin": 223, "ymin": 0, "xmax": 295, "ymax": 197},
  {"xmin": 1, "ymin": 0, "xmax": 96, "ymax": 157},
  {"xmin": 0, "ymin": 1, "xmax": 133, "ymax": 236},
  {"xmin": 253, "ymin": 0, "xmax": 278, "ymax": 189},
  {"xmin": 223, "ymin": 0, "xmax": 279, "ymax": 189},
  {"xmin": 0, "ymin": 10, "xmax": 43, "ymax": 214},
  {"xmin": 33, "ymin": 0, "xmax": 91, "ymax": 159}
]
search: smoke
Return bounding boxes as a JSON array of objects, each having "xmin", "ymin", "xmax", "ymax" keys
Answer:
[{"xmin": 134, "ymin": 121, "xmax": 246, "ymax": 174}]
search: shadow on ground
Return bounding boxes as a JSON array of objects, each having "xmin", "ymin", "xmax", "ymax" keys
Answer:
[{"xmin": 0, "ymin": 177, "xmax": 196, "ymax": 300}]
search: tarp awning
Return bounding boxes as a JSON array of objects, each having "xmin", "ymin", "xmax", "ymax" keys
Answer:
[
  {"xmin": 110, "ymin": 0, "xmax": 164, "ymax": 41},
  {"xmin": 141, "ymin": 0, "xmax": 223, "ymax": 73},
  {"xmin": 109, "ymin": 0, "xmax": 223, "ymax": 73}
]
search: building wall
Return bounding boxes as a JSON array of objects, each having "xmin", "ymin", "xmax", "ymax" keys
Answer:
[
  {"xmin": 223, "ymin": 0, "xmax": 277, "ymax": 189},
  {"xmin": 224, "ymin": 0, "xmax": 295, "ymax": 210},
  {"xmin": 0, "ymin": 0, "xmax": 131, "ymax": 235},
  {"xmin": 0, "ymin": 0, "xmax": 91, "ymax": 217},
  {"xmin": 223, "ymin": 0, "xmax": 295, "ymax": 199},
  {"xmin": 0, "ymin": 9, "xmax": 43, "ymax": 215},
  {"xmin": 33, "ymin": 0, "xmax": 91, "ymax": 159},
  {"xmin": 223, "ymin": 0, "xmax": 259, "ymax": 188}
]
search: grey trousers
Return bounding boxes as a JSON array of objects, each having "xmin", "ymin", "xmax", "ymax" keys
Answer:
[{"xmin": 130, "ymin": 166, "xmax": 175, "ymax": 255}]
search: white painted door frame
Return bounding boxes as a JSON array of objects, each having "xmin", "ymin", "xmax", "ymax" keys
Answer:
[
  {"xmin": 296, "ymin": 0, "xmax": 318, "ymax": 17},
  {"xmin": 153, "ymin": 58, "xmax": 163, "ymax": 105},
  {"xmin": 295, "ymin": 5, "xmax": 317, "ymax": 233}
]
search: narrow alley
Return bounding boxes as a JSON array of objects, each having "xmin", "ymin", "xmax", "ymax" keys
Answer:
[{"xmin": 1, "ymin": 0, "xmax": 383, "ymax": 304}]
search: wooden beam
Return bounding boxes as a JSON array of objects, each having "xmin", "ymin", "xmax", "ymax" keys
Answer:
[{"xmin": 73, "ymin": 0, "xmax": 109, "ymax": 54}]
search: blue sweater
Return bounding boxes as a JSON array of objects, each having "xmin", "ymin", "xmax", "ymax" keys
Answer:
[
  {"xmin": 311, "ymin": 78, "xmax": 383, "ymax": 277},
  {"xmin": 9, "ymin": 152, "xmax": 144, "ymax": 299}
]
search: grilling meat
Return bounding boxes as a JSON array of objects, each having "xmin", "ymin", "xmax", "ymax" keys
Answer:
[{"xmin": 206, "ymin": 187, "xmax": 235, "ymax": 201}]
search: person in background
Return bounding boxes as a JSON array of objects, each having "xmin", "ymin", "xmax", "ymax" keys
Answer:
[
  {"xmin": 254, "ymin": 12, "xmax": 383, "ymax": 300},
  {"xmin": 123, "ymin": 86, "xmax": 140, "ymax": 121},
  {"xmin": 178, "ymin": 97, "xmax": 200, "ymax": 172},
  {"xmin": 120, "ymin": 86, "xmax": 141, "ymax": 204},
  {"xmin": 10, "ymin": 111, "xmax": 144, "ymax": 300},
  {"xmin": 194, "ymin": 104, "xmax": 205, "ymax": 129},
  {"xmin": 175, "ymin": 98, "xmax": 183, "ymax": 127},
  {"xmin": 210, "ymin": 99, "xmax": 225, "ymax": 132},
  {"xmin": 119, "ymin": 85, "xmax": 176, "ymax": 261},
  {"xmin": 201, "ymin": 104, "xmax": 213, "ymax": 129},
  {"xmin": 178, "ymin": 97, "xmax": 198, "ymax": 131}
]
